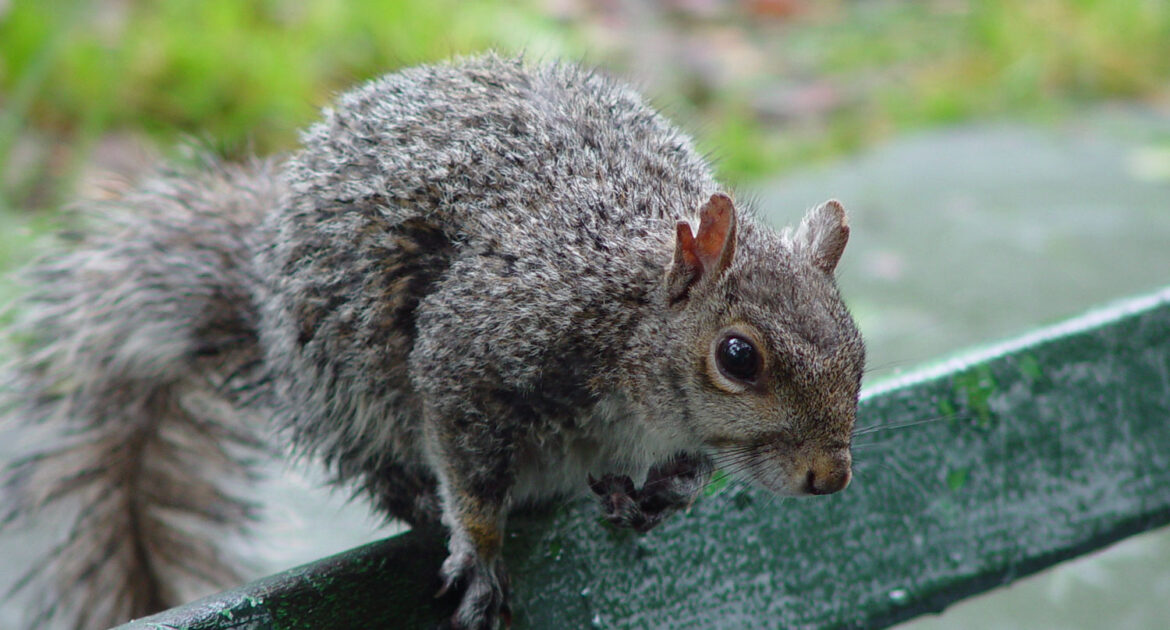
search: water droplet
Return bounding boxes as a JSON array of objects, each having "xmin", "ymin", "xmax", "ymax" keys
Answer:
[{"xmin": 888, "ymin": 588, "xmax": 909, "ymax": 604}]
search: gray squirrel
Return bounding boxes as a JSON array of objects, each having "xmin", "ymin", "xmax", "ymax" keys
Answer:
[{"xmin": 0, "ymin": 54, "xmax": 864, "ymax": 629}]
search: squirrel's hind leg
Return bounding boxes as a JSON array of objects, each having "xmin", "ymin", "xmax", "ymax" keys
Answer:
[{"xmin": 424, "ymin": 405, "xmax": 517, "ymax": 630}]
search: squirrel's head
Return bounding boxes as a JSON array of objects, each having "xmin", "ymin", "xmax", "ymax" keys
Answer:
[{"xmin": 652, "ymin": 193, "xmax": 865, "ymax": 497}]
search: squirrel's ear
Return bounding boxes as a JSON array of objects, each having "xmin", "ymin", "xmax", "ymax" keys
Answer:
[
  {"xmin": 793, "ymin": 199, "xmax": 849, "ymax": 274},
  {"xmin": 667, "ymin": 193, "xmax": 738, "ymax": 303}
]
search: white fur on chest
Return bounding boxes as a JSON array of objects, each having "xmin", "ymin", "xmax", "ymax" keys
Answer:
[{"xmin": 509, "ymin": 393, "xmax": 698, "ymax": 506}]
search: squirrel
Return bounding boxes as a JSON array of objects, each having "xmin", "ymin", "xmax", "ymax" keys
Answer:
[{"xmin": 0, "ymin": 54, "xmax": 865, "ymax": 630}]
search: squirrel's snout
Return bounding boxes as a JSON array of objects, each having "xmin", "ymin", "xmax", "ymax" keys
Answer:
[
  {"xmin": 805, "ymin": 466, "xmax": 851, "ymax": 495},
  {"xmin": 804, "ymin": 453, "xmax": 852, "ymax": 495}
]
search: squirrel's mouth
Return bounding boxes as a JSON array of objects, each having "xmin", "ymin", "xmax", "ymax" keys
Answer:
[{"xmin": 711, "ymin": 440, "xmax": 852, "ymax": 497}]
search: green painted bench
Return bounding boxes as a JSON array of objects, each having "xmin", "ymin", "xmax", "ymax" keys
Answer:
[{"xmin": 117, "ymin": 286, "xmax": 1170, "ymax": 629}]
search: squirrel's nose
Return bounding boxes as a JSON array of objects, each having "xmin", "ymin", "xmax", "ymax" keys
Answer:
[{"xmin": 804, "ymin": 456, "xmax": 852, "ymax": 495}]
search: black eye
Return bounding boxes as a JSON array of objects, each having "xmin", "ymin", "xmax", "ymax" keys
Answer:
[{"xmin": 716, "ymin": 335, "xmax": 761, "ymax": 383}]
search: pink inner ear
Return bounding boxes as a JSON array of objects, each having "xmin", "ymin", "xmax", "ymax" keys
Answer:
[
  {"xmin": 676, "ymin": 221, "xmax": 700, "ymax": 270},
  {"xmin": 694, "ymin": 193, "xmax": 736, "ymax": 273}
]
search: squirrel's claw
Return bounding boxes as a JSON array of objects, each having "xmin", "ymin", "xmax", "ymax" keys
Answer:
[
  {"xmin": 437, "ymin": 552, "xmax": 511, "ymax": 630},
  {"xmin": 589, "ymin": 473, "xmax": 645, "ymax": 529}
]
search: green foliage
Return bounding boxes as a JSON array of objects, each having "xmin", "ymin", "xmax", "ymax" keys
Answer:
[
  {"xmin": 1, "ymin": 0, "xmax": 1168, "ymax": 206},
  {"xmin": 0, "ymin": 0, "xmax": 570, "ymax": 155},
  {"xmin": 701, "ymin": 0, "xmax": 1170, "ymax": 181}
]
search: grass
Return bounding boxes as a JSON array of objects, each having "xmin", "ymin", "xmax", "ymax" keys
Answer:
[
  {"xmin": 0, "ymin": 0, "xmax": 573, "ymax": 300},
  {"xmin": 1, "ymin": 0, "xmax": 1168, "ymax": 207},
  {"xmin": 0, "ymin": 0, "xmax": 574, "ymax": 211},
  {"xmin": 0, "ymin": 0, "xmax": 572, "ymax": 149},
  {"xmin": 694, "ymin": 0, "xmax": 1170, "ymax": 182}
]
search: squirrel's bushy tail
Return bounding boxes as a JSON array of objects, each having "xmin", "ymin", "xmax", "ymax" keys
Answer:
[{"xmin": 1, "ymin": 157, "xmax": 283, "ymax": 629}]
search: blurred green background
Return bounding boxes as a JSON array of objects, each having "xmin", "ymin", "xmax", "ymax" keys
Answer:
[
  {"xmin": 4, "ymin": 0, "xmax": 1168, "ymax": 215},
  {"xmin": 2, "ymin": 0, "xmax": 1169, "ymax": 628}
]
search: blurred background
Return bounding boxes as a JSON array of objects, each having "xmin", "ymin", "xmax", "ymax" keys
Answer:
[{"xmin": 1, "ymin": 0, "xmax": 1169, "ymax": 628}]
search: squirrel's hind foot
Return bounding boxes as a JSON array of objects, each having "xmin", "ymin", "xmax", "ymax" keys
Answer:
[{"xmin": 437, "ymin": 552, "xmax": 511, "ymax": 630}]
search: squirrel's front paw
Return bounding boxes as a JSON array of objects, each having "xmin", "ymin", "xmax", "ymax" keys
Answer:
[
  {"xmin": 638, "ymin": 453, "xmax": 712, "ymax": 518},
  {"xmin": 589, "ymin": 455, "xmax": 713, "ymax": 534},
  {"xmin": 588, "ymin": 473, "xmax": 649, "ymax": 531},
  {"xmin": 437, "ymin": 552, "xmax": 511, "ymax": 630}
]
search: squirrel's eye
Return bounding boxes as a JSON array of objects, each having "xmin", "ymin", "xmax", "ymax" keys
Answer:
[{"xmin": 716, "ymin": 335, "xmax": 760, "ymax": 384}]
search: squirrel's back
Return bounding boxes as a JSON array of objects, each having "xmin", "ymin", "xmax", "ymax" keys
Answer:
[
  {"xmin": 283, "ymin": 54, "xmax": 716, "ymax": 231},
  {"xmin": 255, "ymin": 54, "xmax": 725, "ymax": 519}
]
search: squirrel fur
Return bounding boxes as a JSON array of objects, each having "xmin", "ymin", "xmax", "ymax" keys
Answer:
[{"xmin": 0, "ymin": 54, "xmax": 865, "ymax": 629}]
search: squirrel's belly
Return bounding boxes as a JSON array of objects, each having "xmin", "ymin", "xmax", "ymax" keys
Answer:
[
  {"xmin": 510, "ymin": 447, "xmax": 598, "ymax": 504},
  {"xmin": 509, "ymin": 395, "xmax": 701, "ymax": 506}
]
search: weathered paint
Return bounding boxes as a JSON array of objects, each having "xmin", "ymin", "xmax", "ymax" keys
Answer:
[{"xmin": 118, "ymin": 286, "xmax": 1170, "ymax": 629}]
